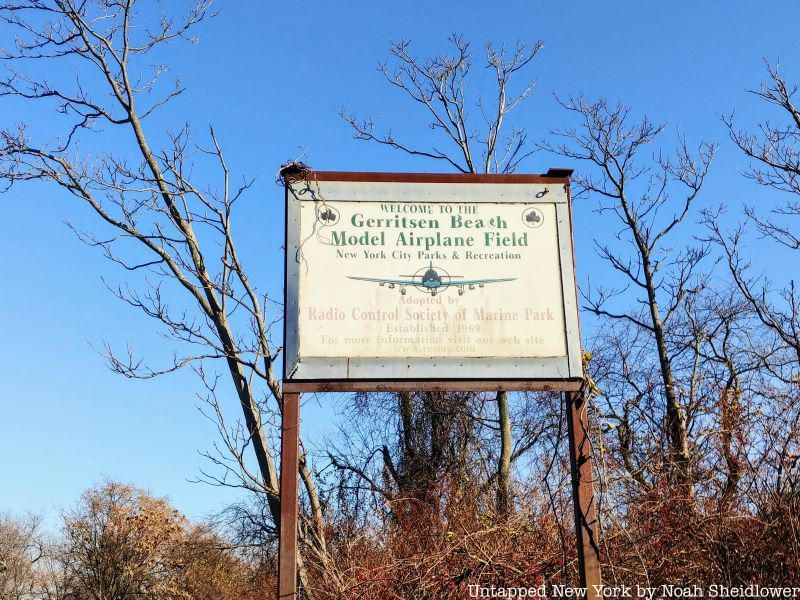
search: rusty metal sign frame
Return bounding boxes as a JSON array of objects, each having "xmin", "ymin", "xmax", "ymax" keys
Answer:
[
  {"xmin": 276, "ymin": 170, "xmax": 602, "ymax": 600},
  {"xmin": 283, "ymin": 171, "xmax": 584, "ymax": 383}
]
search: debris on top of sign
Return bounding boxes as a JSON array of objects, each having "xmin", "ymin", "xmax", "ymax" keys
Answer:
[{"xmin": 278, "ymin": 160, "xmax": 312, "ymax": 184}]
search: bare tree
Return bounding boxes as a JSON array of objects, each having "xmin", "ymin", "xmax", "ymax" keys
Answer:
[
  {"xmin": 0, "ymin": 1, "xmax": 331, "ymax": 596},
  {"xmin": 340, "ymin": 34, "xmax": 544, "ymax": 515},
  {"xmin": 543, "ymin": 95, "xmax": 716, "ymax": 488},
  {"xmin": 0, "ymin": 513, "xmax": 44, "ymax": 600},
  {"xmin": 54, "ymin": 481, "xmax": 260, "ymax": 600},
  {"xmin": 341, "ymin": 35, "xmax": 542, "ymax": 176},
  {"xmin": 60, "ymin": 482, "xmax": 189, "ymax": 599},
  {"xmin": 707, "ymin": 61, "xmax": 800, "ymax": 517},
  {"xmin": 716, "ymin": 62, "xmax": 800, "ymax": 370}
]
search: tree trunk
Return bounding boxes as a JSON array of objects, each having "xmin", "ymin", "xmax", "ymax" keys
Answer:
[
  {"xmin": 621, "ymin": 189, "xmax": 692, "ymax": 489},
  {"xmin": 641, "ymin": 252, "xmax": 692, "ymax": 487},
  {"xmin": 719, "ymin": 376, "xmax": 743, "ymax": 510},
  {"xmin": 496, "ymin": 391, "xmax": 512, "ymax": 514}
]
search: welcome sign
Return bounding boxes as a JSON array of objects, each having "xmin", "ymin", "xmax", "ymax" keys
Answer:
[{"xmin": 283, "ymin": 172, "xmax": 582, "ymax": 382}]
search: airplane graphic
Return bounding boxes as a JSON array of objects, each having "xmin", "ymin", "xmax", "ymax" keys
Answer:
[{"xmin": 348, "ymin": 262, "xmax": 515, "ymax": 297}]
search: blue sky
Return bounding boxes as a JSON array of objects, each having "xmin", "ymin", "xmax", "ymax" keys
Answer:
[{"xmin": 1, "ymin": 0, "xmax": 799, "ymax": 528}]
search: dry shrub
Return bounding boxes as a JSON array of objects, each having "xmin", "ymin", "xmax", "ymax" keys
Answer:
[
  {"xmin": 314, "ymin": 477, "xmax": 800, "ymax": 597},
  {"xmin": 603, "ymin": 483, "xmax": 800, "ymax": 586},
  {"xmin": 317, "ymin": 481, "xmax": 572, "ymax": 600}
]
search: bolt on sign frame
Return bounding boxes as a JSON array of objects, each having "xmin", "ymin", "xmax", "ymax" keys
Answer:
[{"xmin": 278, "ymin": 170, "xmax": 602, "ymax": 599}]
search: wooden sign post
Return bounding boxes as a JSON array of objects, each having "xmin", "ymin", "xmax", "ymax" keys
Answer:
[{"xmin": 277, "ymin": 170, "xmax": 602, "ymax": 599}]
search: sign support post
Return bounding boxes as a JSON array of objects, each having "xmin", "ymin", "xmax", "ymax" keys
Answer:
[
  {"xmin": 566, "ymin": 388, "xmax": 602, "ymax": 599},
  {"xmin": 278, "ymin": 392, "xmax": 300, "ymax": 599}
]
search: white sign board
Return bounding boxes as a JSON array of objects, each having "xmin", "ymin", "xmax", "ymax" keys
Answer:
[{"xmin": 284, "ymin": 173, "xmax": 582, "ymax": 381}]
